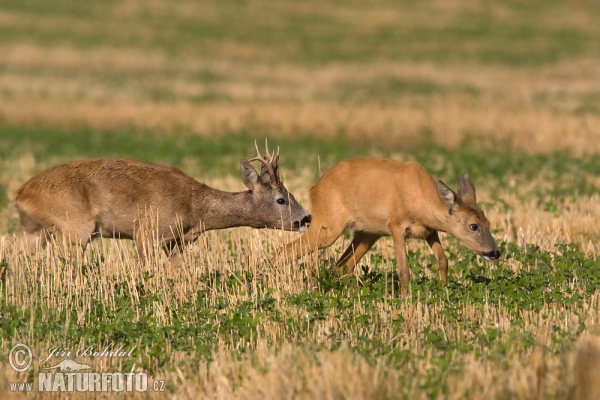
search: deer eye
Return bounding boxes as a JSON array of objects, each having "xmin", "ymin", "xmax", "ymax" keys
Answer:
[
  {"xmin": 276, "ymin": 198, "xmax": 287, "ymax": 205},
  {"xmin": 469, "ymin": 224, "xmax": 479, "ymax": 232}
]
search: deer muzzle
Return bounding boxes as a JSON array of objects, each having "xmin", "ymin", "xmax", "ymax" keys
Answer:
[
  {"xmin": 293, "ymin": 214, "xmax": 312, "ymax": 233},
  {"xmin": 482, "ymin": 249, "xmax": 501, "ymax": 261}
]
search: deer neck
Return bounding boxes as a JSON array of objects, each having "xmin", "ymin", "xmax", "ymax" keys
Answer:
[
  {"xmin": 423, "ymin": 202, "xmax": 454, "ymax": 233},
  {"xmin": 418, "ymin": 182, "xmax": 454, "ymax": 234},
  {"xmin": 193, "ymin": 186, "xmax": 262, "ymax": 231}
]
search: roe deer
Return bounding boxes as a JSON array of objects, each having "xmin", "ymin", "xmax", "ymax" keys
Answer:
[
  {"xmin": 281, "ymin": 158, "xmax": 500, "ymax": 296},
  {"xmin": 15, "ymin": 141, "xmax": 311, "ymax": 264}
]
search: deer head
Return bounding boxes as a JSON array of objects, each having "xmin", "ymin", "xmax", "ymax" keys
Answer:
[
  {"xmin": 437, "ymin": 173, "xmax": 500, "ymax": 260},
  {"xmin": 240, "ymin": 140, "xmax": 311, "ymax": 232}
]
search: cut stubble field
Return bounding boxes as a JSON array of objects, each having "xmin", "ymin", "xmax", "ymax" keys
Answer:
[
  {"xmin": 1, "ymin": 133, "xmax": 599, "ymax": 398},
  {"xmin": 1, "ymin": 0, "xmax": 600, "ymax": 398}
]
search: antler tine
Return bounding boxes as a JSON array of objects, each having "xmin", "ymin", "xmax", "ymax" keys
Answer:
[
  {"xmin": 274, "ymin": 145, "xmax": 280, "ymax": 165},
  {"xmin": 264, "ymin": 138, "xmax": 271, "ymax": 159},
  {"xmin": 253, "ymin": 140, "xmax": 263, "ymax": 159},
  {"xmin": 248, "ymin": 140, "xmax": 266, "ymax": 162},
  {"xmin": 248, "ymin": 139, "xmax": 276, "ymax": 178}
]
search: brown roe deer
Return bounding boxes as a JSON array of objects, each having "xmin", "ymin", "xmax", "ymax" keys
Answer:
[
  {"xmin": 15, "ymin": 142, "xmax": 311, "ymax": 264},
  {"xmin": 281, "ymin": 158, "xmax": 500, "ymax": 296}
]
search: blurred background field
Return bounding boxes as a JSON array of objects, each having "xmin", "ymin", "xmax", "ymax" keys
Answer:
[
  {"xmin": 1, "ymin": 0, "xmax": 600, "ymax": 154},
  {"xmin": 1, "ymin": 0, "xmax": 600, "ymax": 398}
]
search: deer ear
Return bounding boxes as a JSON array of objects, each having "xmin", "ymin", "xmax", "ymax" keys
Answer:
[
  {"xmin": 240, "ymin": 159, "xmax": 259, "ymax": 190},
  {"xmin": 457, "ymin": 173, "xmax": 476, "ymax": 204},
  {"xmin": 437, "ymin": 180, "xmax": 457, "ymax": 209}
]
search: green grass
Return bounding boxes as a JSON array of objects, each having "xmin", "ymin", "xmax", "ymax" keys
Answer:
[
  {"xmin": 0, "ymin": 125, "xmax": 371, "ymax": 177},
  {"xmin": 1, "ymin": 124, "xmax": 598, "ymax": 198},
  {"xmin": 1, "ymin": 125, "xmax": 599, "ymax": 396},
  {"xmin": 1, "ymin": 241, "xmax": 598, "ymax": 396},
  {"xmin": 336, "ymin": 76, "xmax": 481, "ymax": 104},
  {"xmin": 0, "ymin": 0, "xmax": 598, "ymax": 65}
]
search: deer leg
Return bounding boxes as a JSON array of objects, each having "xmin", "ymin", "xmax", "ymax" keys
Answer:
[
  {"xmin": 280, "ymin": 229, "xmax": 310, "ymax": 261},
  {"xmin": 279, "ymin": 219, "xmax": 346, "ymax": 262},
  {"xmin": 32, "ymin": 221, "xmax": 93, "ymax": 271},
  {"xmin": 17, "ymin": 211, "xmax": 49, "ymax": 253},
  {"xmin": 390, "ymin": 226, "xmax": 410, "ymax": 297},
  {"xmin": 336, "ymin": 231, "xmax": 381, "ymax": 276},
  {"xmin": 58, "ymin": 223, "xmax": 94, "ymax": 248},
  {"xmin": 134, "ymin": 228, "xmax": 150, "ymax": 262},
  {"xmin": 19, "ymin": 228, "xmax": 49, "ymax": 253},
  {"xmin": 426, "ymin": 231, "xmax": 448, "ymax": 285},
  {"xmin": 162, "ymin": 240, "xmax": 184, "ymax": 268}
]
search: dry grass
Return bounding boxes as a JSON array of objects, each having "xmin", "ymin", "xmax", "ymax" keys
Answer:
[
  {"xmin": 1, "ymin": 228, "xmax": 599, "ymax": 398},
  {"xmin": 3, "ymin": 98, "xmax": 600, "ymax": 155},
  {"xmin": 1, "ymin": 159, "xmax": 600, "ymax": 398}
]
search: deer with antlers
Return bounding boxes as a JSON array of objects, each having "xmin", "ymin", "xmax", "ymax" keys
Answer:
[{"xmin": 15, "ymin": 141, "xmax": 311, "ymax": 264}]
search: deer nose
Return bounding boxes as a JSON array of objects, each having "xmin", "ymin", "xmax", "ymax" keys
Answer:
[
  {"xmin": 292, "ymin": 215, "xmax": 312, "ymax": 230},
  {"xmin": 482, "ymin": 249, "xmax": 501, "ymax": 260},
  {"xmin": 301, "ymin": 215, "xmax": 312, "ymax": 227}
]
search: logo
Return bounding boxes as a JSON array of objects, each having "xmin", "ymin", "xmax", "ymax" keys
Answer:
[
  {"xmin": 42, "ymin": 359, "xmax": 92, "ymax": 372},
  {"xmin": 9, "ymin": 343, "xmax": 33, "ymax": 373},
  {"xmin": 7, "ymin": 343, "xmax": 165, "ymax": 393}
]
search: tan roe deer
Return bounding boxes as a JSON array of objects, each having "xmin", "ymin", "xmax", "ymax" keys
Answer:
[
  {"xmin": 281, "ymin": 158, "xmax": 500, "ymax": 296},
  {"xmin": 15, "ymin": 141, "xmax": 311, "ymax": 264}
]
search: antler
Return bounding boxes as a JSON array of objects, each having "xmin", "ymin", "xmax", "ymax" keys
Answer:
[
  {"xmin": 247, "ymin": 139, "xmax": 280, "ymax": 183},
  {"xmin": 263, "ymin": 138, "xmax": 280, "ymax": 166}
]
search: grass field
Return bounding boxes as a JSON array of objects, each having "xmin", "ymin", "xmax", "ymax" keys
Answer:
[{"xmin": 1, "ymin": 0, "xmax": 600, "ymax": 398}]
